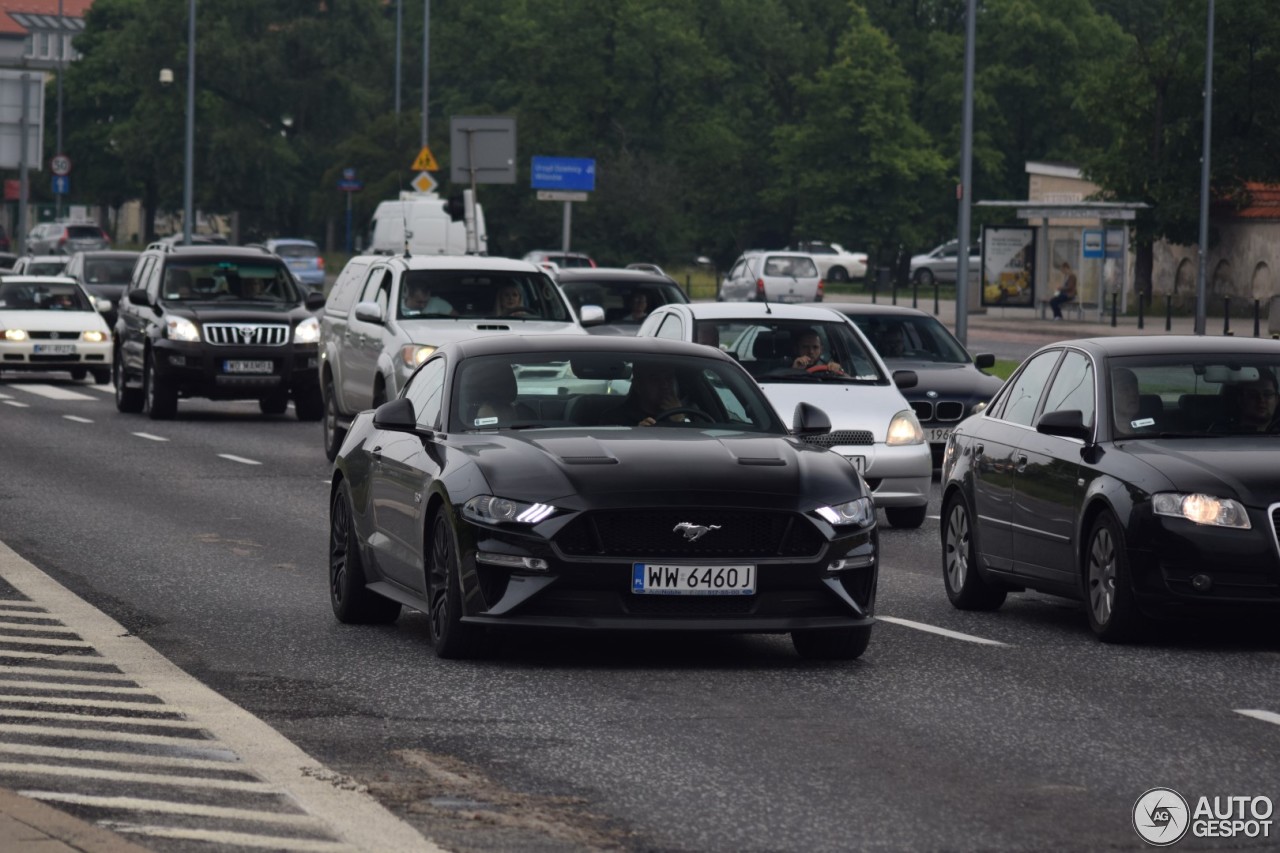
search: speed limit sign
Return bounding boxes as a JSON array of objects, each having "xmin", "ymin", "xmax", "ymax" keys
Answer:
[{"xmin": 50, "ymin": 154, "xmax": 72, "ymax": 176}]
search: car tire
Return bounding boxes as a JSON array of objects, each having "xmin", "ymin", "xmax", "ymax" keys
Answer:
[
  {"xmin": 143, "ymin": 352, "xmax": 177, "ymax": 420},
  {"xmin": 92, "ymin": 369, "xmax": 110, "ymax": 385},
  {"xmin": 259, "ymin": 391, "xmax": 289, "ymax": 415},
  {"xmin": 69, "ymin": 368, "xmax": 87, "ymax": 381},
  {"xmin": 372, "ymin": 379, "xmax": 388, "ymax": 409},
  {"xmin": 885, "ymin": 504, "xmax": 928, "ymax": 529},
  {"xmin": 791, "ymin": 625, "xmax": 872, "ymax": 660},
  {"xmin": 426, "ymin": 511, "xmax": 489, "ymax": 659},
  {"xmin": 322, "ymin": 377, "xmax": 347, "ymax": 462},
  {"xmin": 1083, "ymin": 511, "xmax": 1147, "ymax": 643},
  {"xmin": 295, "ymin": 384, "xmax": 324, "ymax": 422},
  {"xmin": 114, "ymin": 354, "xmax": 143, "ymax": 413},
  {"xmin": 329, "ymin": 480, "xmax": 401, "ymax": 624},
  {"xmin": 828, "ymin": 266, "xmax": 849, "ymax": 283},
  {"xmin": 941, "ymin": 492, "xmax": 1007, "ymax": 611},
  {"xmin": 914, "ymin": 269, "xmax": 935, "ymax": 288}
]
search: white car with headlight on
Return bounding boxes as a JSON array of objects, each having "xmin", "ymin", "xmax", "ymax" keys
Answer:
[
  {"xmin": 0, "ymin": 275, "xmax": 112, "ymax": 383},
  {"xmin": 636, "ymin": 302, "xmax": 932, "ymax": 527}
]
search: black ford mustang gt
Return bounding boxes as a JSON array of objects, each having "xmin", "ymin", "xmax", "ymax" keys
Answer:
[
  {"xmin": 941, "ymin": 336, "xmax": 1280, "ymax": 642},
  {"xmin": 329, "ymin": 335, "xmax": 879, "ymax": 660}
]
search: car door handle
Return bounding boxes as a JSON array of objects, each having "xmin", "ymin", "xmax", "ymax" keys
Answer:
[
  {"xmin": 1015, "ymin": 454, "xmax": 1028, "ymax": 473},
  {"xmin": 371, "ymin": 446, "xmax": 382, "ymax": 461}
]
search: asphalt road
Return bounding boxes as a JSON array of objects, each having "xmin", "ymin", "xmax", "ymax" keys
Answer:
[{"xmin": 0, "ymin": 374, "xmax": 1277, "ymax": 852}]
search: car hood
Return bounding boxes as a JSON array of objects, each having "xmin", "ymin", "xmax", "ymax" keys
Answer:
[
  {"xmin": 396, "ymin": 319, "xmax": 586, "ymax": 343},
  {"xmin": 1121, "ymin": 438, "xmax": 1280, "ymax": 507},
  {"xmin": 756, "ymin": 382, "xmax": 908, "ymax": 438},
  {"xmin": 0, "ymin": 308, "xmax": 108, "ymax": 333},
  {"xmin": 457, "ymin": 429, "xmax": 863, "ymax": 508},
  {"xmin": 175, "ymin": 303, "xmax": 311, "ymax": 323},
  {"xmin": 883, "ymin": 361, "xmax": 1004, "ymax": 397}
]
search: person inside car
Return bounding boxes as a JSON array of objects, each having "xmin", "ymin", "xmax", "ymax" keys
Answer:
[
  {"xmin": 600, "ymin": 362, "xmax": 702, "ymax": 427},
  {"xmin": 494, "ymin": 282, "xmax": 532, "ymax": 317},
  {"xmin": 401, "ymin": 280, "xmax": 454, "ymax": 317},
  {"xmin": 1222, "ymin": 371, "xmax": 1280, "ymax": 433},
  {"xmin": 791, "ymin": 328, "xmax": 844, "ymax": 375},
  {"xmin": 623, "ymin": 291, "xmax": 649, "ymax": 323}
]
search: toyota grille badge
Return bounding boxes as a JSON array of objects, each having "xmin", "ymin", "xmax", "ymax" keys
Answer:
[{"xmin": 674, "ymin": 522, "xmax": 721, "ymax": 542}]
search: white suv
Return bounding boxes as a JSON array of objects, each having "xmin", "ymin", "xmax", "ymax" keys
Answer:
[
  {"xmin": 718, "ymin": 251, "xmax": 823, "ymax": 303},
  {"xmin": 318, "ymin": 254, "xmax": 602, "ymax": 458}
]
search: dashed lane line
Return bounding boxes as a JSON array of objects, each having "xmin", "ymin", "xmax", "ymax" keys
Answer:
[
  {"xmin": 877, "ymin": 614, "xmax": 1008, "ymax": 646},
  {"xmin": 3, "ymin": 400, "xmax": 29, "ymax": 408},
  {"xmin": 13, "ymin": 384, "xmax": 96, "ymax": 401},
  {"xmin": 1235, "ymin": 709, "xmax": 1280, "ymax": 727},
  {"xmin": 63, "ymin": 414, "xmax": 94, "ymax": 423},
  {"xmin": 132, "ymin": 432, "xmax": 169, "ymax": 442},
  {"xmin": 218, "ymin": 453, "xmax": 263, "ymax": 465}
]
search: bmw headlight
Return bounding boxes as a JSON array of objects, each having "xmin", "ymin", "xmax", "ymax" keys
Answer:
[
  {"xmin": 970, "ymin": 400, "xmax": 988, "ymax": 415},
  {"xmin": 3, "ymin": 328, "xmax": 29, "ymax": 342},
  {"xmin": 886, "ymin": 410, "xmax": 924, "ymax": 445},
  {"xmin": 293, "ymin": 316, "xmax": 320, "ymax": 344},
  {"xmin": 463, "ymin": 495, "xmax": 558, "ymax": 525},
  {"xmin": 82, "ymin": 330, "xmax": 107, "ymax": 343},
  {"xmin": 815, "ymin": 497, "xmax": 875, "ymax": 528},
  {"xmin": 165, "ymin": 316, "xmax": 200, "ymax": 342},
  {"xmin": 1153, "ymin": 493, "xmax": 1251, "ymax": 529},
  {"xmin": 400, "ymin": 344, "xmax": 436, "ymax": 367}
]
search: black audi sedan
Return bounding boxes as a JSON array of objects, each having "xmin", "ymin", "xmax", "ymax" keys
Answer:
[
  {"xmin": 940, "ymin": 336, "xmax": 1280, "ymax": 642},
  {"xmin": 329, "ymin": 335, "xmax": 879, "ymax": 660},
  {"xmin": 817, "ymin": 303, "xmax": 1004, "ymax": 467}
]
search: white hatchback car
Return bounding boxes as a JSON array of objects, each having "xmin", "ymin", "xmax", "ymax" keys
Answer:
[
  {"xmin": 718, "ymin": 251, "xmax": 823, "ymax": 304},
  {"xmin": 0, "ymin": 276, "xmax": 112, "ymax": 383},
  {"xmin": 637, "ymin": 303, "xmax": 931, "ymax": 527}
]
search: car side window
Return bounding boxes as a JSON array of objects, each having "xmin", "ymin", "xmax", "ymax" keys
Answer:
[
  {"xmin": 144, "ymin": 259, "xmax": 164, "ymax": 298},
  {"xmin": 655, "ymin": 313, "xmax": 684, "ymax": 340},
  {"xmin": 1000, "ymin": 350, "xmax": 1061, "ymax": 427},
  {"xmin": 404, "ymin": 358, "xmax": 446, "ymax": 430},
  {"xmin": 358, "ymin": 267, "xmax": 386, "ymax": 305},
  {"xmin": 1041, "ymin": 351, "xmax": 1095, "ymax": 427},
  {"xmin": 131, "ymin": 256, "xmax": 154, "ymax": 292}
]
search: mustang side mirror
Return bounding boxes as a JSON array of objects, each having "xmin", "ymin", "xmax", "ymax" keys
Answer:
[
  {"xmin": 1036, "ymin": 409, "xmax": 1092, "ymax": 442},
  {"xmin": 974, "ymin": 353, "xmax": 995, "ymax": 369},
  {"xmin": 892, "ymin": 369, "xmax": 918, "ymax": 390},
  {"xmin": 372, "ymin": 397, "xmax": 417, "ymax": 432},
  {"xmin": 792, "ymin": 402, "xmax": 831, "ymax": 436},
  {"xmin": 579, "ymin": 304, "xmax": 605, "ymax": 326}
]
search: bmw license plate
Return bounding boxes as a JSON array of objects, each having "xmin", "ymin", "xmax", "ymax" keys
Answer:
[
  {"xmin": 632, "ymin": 563, "xmax": 755, "ymax": 596},
  {"xmin": 33, "ymin": 344, "xmax": 75, "ymax": 355},
  {"xmin": 927, "ymin": 427, "xmax": 953, "ymax": 443},
  {"xmin": 224, "ymin": 360, "xmax": 274, "ymax": 374},
  {"xmin": 843, "ymin": 455, "xmax": 866, "ymax": 472}
]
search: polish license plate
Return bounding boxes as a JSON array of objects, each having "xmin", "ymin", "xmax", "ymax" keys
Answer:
[
  {"xmin": 778, "ymin": 294, "xmax": 804, "ymax": 303},
  {"xmin": 843, "ymin": 455, "xmax": 866, "ymax": 472},
  {"xmin": 34, "ymin": 344, "xmax": 75, "ymax": 355},
  {"xmin": 632, "ymin": 563, "xmax": 756, "ymax": 596},
  {"xmin": 927, "ymin": 427, "xmax": 953, "ymax": 443},
  {"xmin": 224, "ymin": 360, "xmax": 274, "ymax": 374}
]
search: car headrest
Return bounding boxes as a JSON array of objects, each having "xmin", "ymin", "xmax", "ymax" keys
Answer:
[{"xmin": 752, "ymin": 330, "xmax": 790, "ymax": 360}]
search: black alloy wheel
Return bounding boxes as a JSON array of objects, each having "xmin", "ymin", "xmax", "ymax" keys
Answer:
[
  {"xmin": 328, "ymin": 481, "xmax": 401, "ymax": 624},
  {"xmin": 1083, "ymin": 512, "xmax": 1147, "ymax": 643},
  {"xmin": 427, "ymin": 512, "xmax": 488, "ymax": 659},
  {"xmin": 294, "ymin": 384, "xmax": 324, "ymax": 421},
  {"xmin": 143, "ymin": 352, "xmax": 177, "ymax": 420},
  {"xmin": 114, "ymin": 355, "xmax": 143, "ymax": 412},
  {"xmin": 941, "ymin": 492, "xmax": 1007, "ymax": 610}
]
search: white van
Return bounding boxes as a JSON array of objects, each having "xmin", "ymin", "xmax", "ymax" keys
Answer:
[{"xmin": 368, "ymin": 191, "xmax": 487, "ymax": 256}]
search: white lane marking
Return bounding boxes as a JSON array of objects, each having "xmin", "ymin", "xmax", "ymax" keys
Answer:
[
  {"xmin": 0, "ymin": 635, "xmax": 95, "ymax": 649},
  {"xmin": 1235, "ymin": 709, "xmax": 1280, "ymax": 727},
  {"xmin": 88, "ymin": 385, "xmax": 115, "ymax": 393},
  {"xmin": 0, "ymin": 391, "xmax": 11, "ymax": 399},
  {"xmin": 18, "ymin": 384, "xmax": 95, "ymax": 401},
  {"xmin": 0, "ymin": 679, "xmax": 154, "ymax": 697},
  {"xmin": 0, "ymin": 626, "xmax": 83, "ymax": 640},
  {"xmin": 23, "ymin": 791, "xmax": 320, "ymax": 826},
  {"xmin": 3, "ymin": 400, "xmax": 29, "ymax": 408},
  {"xmin": 0, "ymin": 693, "xmax": 178, "ymax": 712},
  {"xmin": 132, "ymin": 432, "xmax": 169, "ymax": 442},
  {"xmin": 63, "ymin": 414, "xmax": 94, "ymax": 423},
  {"xmin": 0, "ymin": 665, "xmax": 133, "ymax": 683},
  {"xmin": 926, "ymin": 515, "xmax": 941, "ymax": 520},
  {"xmin": 0, "ymin": 761, "xmax": 278, "ymax": 792},
  {"xmin": 107, "ymin": 824, "xmax": 357, "ymax": 852},
  {"xmin": 0, "ymin": 719, "xmax": 227, "ymax": 741},
  {"xmin": 218, "ymin": 453, "xmax": 262, "ymax": 466},
  {"xmin": 0, "ymin": 744, "xmax": 240, "ymax": 771},
  {"xmin": 877, "ymin": 615, "xmax": 1008, "ymax": 646}
]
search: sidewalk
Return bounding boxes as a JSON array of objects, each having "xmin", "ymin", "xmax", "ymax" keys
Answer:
[{"xmin": 0, "ymin": 787, "xmax": 151, "ymax": 853}]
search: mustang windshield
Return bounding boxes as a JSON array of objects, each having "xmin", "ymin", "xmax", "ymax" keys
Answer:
[
  {"xmin": 449, "ymin": 352, "xmax": 787, "ymax": 434},
  {"xmin": 1110, "ymin": 356, "xmax": 1280, "ymax": 437},
  {"xmin": 726, "ymin": 319, "xmax": 885, "ymax": 383}
]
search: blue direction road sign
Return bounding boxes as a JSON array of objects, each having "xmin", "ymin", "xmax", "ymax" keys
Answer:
[
  {"xmin": 338, "ymin": 179, "xmax": 363, "ymax": 192},
  {"xmin": 52, "ymin": 175, "xmax": 69, "ymax": 195},
  {"xmin": 531, "ymin": 156, "xmax": 596, "ymax": 192}
]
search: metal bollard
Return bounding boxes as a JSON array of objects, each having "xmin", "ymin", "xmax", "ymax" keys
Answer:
[
  {"xmin": 871, "ymin": 277, "xmax": 877, "ymax": 304},
  {"xmin": 1138, "ymin": 292, "xmax": 1145, "ymax": 330},
  {"xmin": 912, "ymin": 278, "xmax": 918, "ymax": 309},
  {"xmin": 1165, "ymin": 293, "xmax": 1172, "ymax": 332},
  {"xmin": 1254, "ymin": 299, "xmax": 1261, "ymax": 337},
  {"xmin": 891, "ymin": 282, "xmax": 898, "ymax": 306},
  {"xmin": 1224, "ymin": 297, "xmax": 1231, "ymax": 336},
  {"xmin": 1111, "ymin": 293, "xmax": 1118, "ymax": 327},
  {"xmin": 933, "ymin": 282, "xmax": 940, "ymax": 315}
]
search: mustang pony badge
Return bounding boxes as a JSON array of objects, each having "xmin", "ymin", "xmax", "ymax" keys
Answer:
[{"xmin": 674, "ymin": 522, "xmax": 721, "ymax": 542}]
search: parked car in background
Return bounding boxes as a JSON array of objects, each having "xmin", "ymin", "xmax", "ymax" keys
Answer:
[
  {"xmin": 910, "ymin": 239, "xmax": 980, "ymax": 286},
  {"xmin": 637, "ymin": 302, "xmax": 931, "ymax": 527},
  {"xmin": 10, "ymin": 255, "xmax": 70, "ymax": 277},
  {"xmin": 0, "ymin": 275, "xmax": 112, "ymax": 384},
  {"xmin": 151, "ymin": 234, "xmax": 230, "ymax": 249},
  {"xmin": 264, "ymin": 238, "xmax": 326, "ymax": 291},
  {"xmin": 26, "ymin": 221, "xmax": 111, "ymax": 255},
  {"xmin": 718, "ymin": 251, "xmax": 823, "ymax": 303},
  {"xmin": 522, "ymin": 250, "xmax": 596, "ymax": 271},
  {"xmin": 554, "ymin": 267, "xmax": 688, "ymax": 335},
  {"xmin": 63, "ymin": 250, "xmax": 141, "ymax": 331},
  {"xmin": 819, "ymin": 303, "xmax": 1004, "ymax": 467},
  {"xmin": 941, "ymin": 336, "xmax": 1280, "ymax": 642},
  {"xmin": 318, "ymin": 253, "xmax": 600, "ymax": 460},
  {"xmin": 328, "ymin": 335, "xmax": 879, "ymax": 660},
  {"xmin": 789, "ymin": 241, "xmax": 868, "ymax": 282},
  {"xmin": 0, "ymin": 252, "xmax": 18, "ymax": 271}
]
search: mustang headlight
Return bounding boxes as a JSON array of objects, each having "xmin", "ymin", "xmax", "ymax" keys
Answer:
[
  {"xmin": 293, "ymin": 316, "xmax": 320, "ymax": 344},
  {"xmin": 400, "ymin": 344, "xmax": 436, "ymax": 367},
  {"xmin": 1153, "ymin": 493, "xmax": 1251, "ymax": 529},
  {"xmin": 3, "ymin": 328, "xmax": 29, "ymax": 342},
  {"xmin": 82, "ymin": 330, "xmax": 108, "ymax": 343},
  {"xmin": 886, "ymin": 410, "xmax": 924, "ymax": 445},
  {"xmin": 165, "ymin": 316, "xmax": 200, "ymax": 342},
  {"xmin": 815, "ymin": 497, "xmax": 875, "ymax": 528},
  {"xmin": 463, "ymin": 495, "xmax": 557, "ymax": 525}
]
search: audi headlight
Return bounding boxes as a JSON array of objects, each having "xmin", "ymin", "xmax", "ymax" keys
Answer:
[
  {"xmin": 82, "ymin": 330, "xmax": 107, "ymax": 343},
  {"xmin": 462, "ymin": 495, "xmax": 558, "ymax": 525},
  {"xmin": 886, "ymin": 410, "xmax": 924, "ymax": 445},
  {"xmin": 165, "ymin": 316, "xmax": 200, "ymax": 342},
  {"xmin": 293, "ymin": 316, "xmax": 320, "ymax": 344},
  {"xmin": 1153, "ymin": 493, "xmax": 1250, "ymax": 529},
  {"xmin": 815, "ymin": 497, "xmax": 875, "ymax": 528},
  {"xmin": 3, "ymin": 328, "xmax": 29, "ymax": 342},
  {"xmin": 400, "ymin": 344, "xmax": 436, "ymax": 367}
]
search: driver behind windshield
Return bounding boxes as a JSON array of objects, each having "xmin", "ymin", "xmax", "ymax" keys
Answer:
[
  {"xmin": 791, "ymin": 328, "xmax": 845, "ymax": 375},
  {"xmin": 600, "ymin": 362, "xmax": 700, "ymax": 427},
  {"xmin": 401, "ymin": 281, "xmax": 454, "ymax": 317}
]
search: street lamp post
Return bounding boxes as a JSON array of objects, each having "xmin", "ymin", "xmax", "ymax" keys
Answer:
[
  {"xmin": 55, "ymin": 0, "xmax": 64, "ymax": 220},
  {"xmin": 182, "ymin": 0, "xmax": 196, "ymax": 246}
]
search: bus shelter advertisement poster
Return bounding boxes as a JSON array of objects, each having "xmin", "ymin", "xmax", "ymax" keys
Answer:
[{"xmin": 981, "ymin": 226, "xmax": 1036, "ymax": 307}]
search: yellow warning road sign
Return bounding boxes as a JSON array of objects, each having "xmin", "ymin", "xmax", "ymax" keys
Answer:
[
  {"xmin": 412, "ymin": 146, "xmax": 440, "ymax": 171},
  {"xmin": 410, "ymin": 172, "xmax": 438, "ymax": 194}
]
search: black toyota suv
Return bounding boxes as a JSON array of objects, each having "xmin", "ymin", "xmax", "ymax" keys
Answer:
[{"xmin": 113, "ymin": 244, "xmax": 326, "ymax": 420}]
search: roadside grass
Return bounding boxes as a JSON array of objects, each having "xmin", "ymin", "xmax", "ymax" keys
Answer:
[{"xmin": 989, "ymin": 359, "xmax": 1020, "ymax": 380}]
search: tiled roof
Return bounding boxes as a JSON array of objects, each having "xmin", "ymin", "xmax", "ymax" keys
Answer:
[
  {"xmin": 0, "ymin": 1, "xmax": 93, "ymax": 37},
  {"xmin": 1234, "ymin": 182, "xmax": 1280, "ymax": 221}
]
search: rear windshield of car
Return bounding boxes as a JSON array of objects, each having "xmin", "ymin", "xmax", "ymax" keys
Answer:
[
  {"xmin": 274, "ymin": 244, "xmax": 320, "ymax": 259},
  {"xmin": 559, "ymin": 279, "xmax": 688, "ymax": 324},
  {"xmin": 160, "ymin": 260, "xmax": 299, "ymax": 303},
  {"xmin": 552, "ymin": 254, "xmax": 594, "ymax": 268},
  {"xmin": 760, "ymin": 256, "xmax": 819, "ymax": 278},
  {"xmin": 66, "ymin": 226, "xmax": 104, "ymax": 239},
  {"xmin": 83, "ymin": 258, "xmax": 138, "ymax": 285},
  {"xmin": 27, "ymin": 261, "xmax": 68, "ymax": 276},
  {"xmin": 398, "ymin": 269, "xmax": 571, "ymax": 322}
]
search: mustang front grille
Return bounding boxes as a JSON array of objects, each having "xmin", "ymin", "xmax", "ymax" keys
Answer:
[
  {"xmin": 555, "ymin": 509, "xmax": 825, "ymax": 559},
  {"xmin": 203, "ymin": 323, "xmax": 289, "ymax": 346}
]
